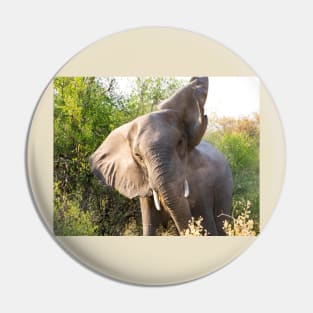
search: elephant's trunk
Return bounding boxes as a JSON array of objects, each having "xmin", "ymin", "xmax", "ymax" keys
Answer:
[
  {"xmin": 152, "ymin": 178, "xmax": 189, "ymax": 211},
  {"xmin": 152, "ymin": 176, "xmax": 192, "ymax": 234},
  {"xmin": 147, "ymin": 149, "xmax": 192, "ymax": 234},
  {"xmin": 160, "ymin": 186, "xmax": 192, "ymax": 234}
]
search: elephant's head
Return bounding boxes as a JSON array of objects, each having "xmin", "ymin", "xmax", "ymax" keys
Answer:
[{"xmin": 90, "ymin": 77, "xmax": 208, "ymax": 233}]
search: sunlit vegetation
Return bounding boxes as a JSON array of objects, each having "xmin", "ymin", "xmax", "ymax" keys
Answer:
[
  {"xmin": 181, "ymin": 217, "xmax": 209, "ymax": 236},
  {"xmin": 204, "ymin": 113, "xmax": 260, "ymax": 234},
  {"xmin": 54, "ymin": 77, "xmax": 259, "ymax": 236},
  {"xmin": 223, "ymin": 200, "xmax": 257, "ymax": 236}
]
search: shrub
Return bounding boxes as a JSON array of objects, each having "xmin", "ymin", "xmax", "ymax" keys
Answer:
[
  {"xmin": 54, "ymin": 77, "xmax": 259, "ymax": 236},
  {"xmin": 122, "ymin": 217, "xmax": 142, "ymax": 236},
  {"xmin": 155, "ymin": 220, "xmax": 179, "ymax": 236},
  {"xmin": 223, "ymin": 200, "xmax": 257, "ymax": 236},
  {"xmin": 54, "ymin": 77, "xmax": 186, "ymax": 236},
  {"xmin": 54, "ymin": 200, "xmax": 98, "ymax": 236},
  {"xmin": 181, "ymin": 217, "xmax": 208, "ymax": 236},
  {"xmin": 205, "ymin": 114, "xmax": 259, "ymax": 234}
]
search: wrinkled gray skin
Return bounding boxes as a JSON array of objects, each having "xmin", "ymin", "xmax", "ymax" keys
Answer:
[{"xmin": 90, "ymin": 77, "xmax": 233, "ymax": 235}]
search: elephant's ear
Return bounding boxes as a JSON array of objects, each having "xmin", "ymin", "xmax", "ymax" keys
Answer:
[
  {"xmin": 90, "ymin": 123, "xmax": 149, "ymax": 199},
  {"xmin": 159, "ymin": 77, "xmax": 209, "ymax": 148}
]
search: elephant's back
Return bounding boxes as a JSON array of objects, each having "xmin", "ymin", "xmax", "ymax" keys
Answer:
[
  {"xmin": 196, "ymin": 141, "xmax": 227, "ymax": 163},
  {"xmin": 190, "ymin": 141, "xmax": 232, "ymax": 181}
]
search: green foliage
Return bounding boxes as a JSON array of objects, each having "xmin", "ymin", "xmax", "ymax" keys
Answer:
[
  {"xmin": 204, "ymin": 114, "xmax": 260, "ymax": 233},
  {"xmin": 54, "ymin": 77, "xmax": 185, "ymax": 236},
  {"xmin": 54, "ymin": 77, "xmax": 259, "ymax": 236},
  {"xmin": 54, "ymin": 182, "xmax": 98, "ymax": 235},
  {"xmin": 54, "ymin": 200, "xmax": 98, "ymax": 236},
  {"xmin": 126, "ymin": 77, "xmax": 185, "ymax": 115}
]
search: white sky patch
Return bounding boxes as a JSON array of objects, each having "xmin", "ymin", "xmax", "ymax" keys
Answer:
[
  {"xmin": 114, "ymin": 77, "xmax": 135, "ymax": 96},
  {"xmin": 114, "ymin": 76, "xmax": 259, "ymax": 118},
  {"xmin": 205, "ymin": 77, "xmax": 259, "ymax": 118}
]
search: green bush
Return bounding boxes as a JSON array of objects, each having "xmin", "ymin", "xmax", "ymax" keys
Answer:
[
  {"xmin": 204, "ymin": 114, "xmax": 260, "ymax": 233},
  {"xmin": 54, "ymin": 77, "xmax": 259, "ymax": 235},
  {"xmin": 54, "ymin": 77, "xmax": 185, "ymax": 236},
  {"xmin": 54, "ymin": 201, "xmax": 98, "ymax": 236}
]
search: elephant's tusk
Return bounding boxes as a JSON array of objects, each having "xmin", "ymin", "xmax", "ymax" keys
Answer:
[
  {"xmin": 153, "ymin": 190, "xmax": 161, "ymax": 211},
  {"xmin": 184, "ymin": 179, "xmax": 190, "ymax": 198}
]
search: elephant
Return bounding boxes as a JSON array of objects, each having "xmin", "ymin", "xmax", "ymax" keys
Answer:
[{"xmin": 90, "ymin": 77, "xmax": 233, "ymax": 236}]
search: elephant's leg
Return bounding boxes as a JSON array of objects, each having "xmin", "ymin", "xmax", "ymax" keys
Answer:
[
  {"xmin": 201, "ymin": 208, "xmax": 218, "ymax": 236},
  {"xmin": 140, "ymin": 196, "xmax": 163, "ymax": 236},
  {"xmin": 214, "ymin": 179, "xmax": 233, "ymax": 235},
  {"xmin": 195, "ymin": 195, "xmax": 218, "ymax": 236}
]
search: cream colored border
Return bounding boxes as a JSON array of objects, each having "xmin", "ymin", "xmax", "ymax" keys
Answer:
[{"xmin": 26, "ymin": 27, "xmax": 285, "ymax": 285}]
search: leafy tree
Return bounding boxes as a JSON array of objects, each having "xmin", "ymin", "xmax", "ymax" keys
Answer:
[
  {"xmin": 204, "ymin": 114, "xmax": 260, "ymax": 231},
  {"xmin": 54, "ymin": 77, "xmax": 259, "ymax": 235},
  {"xmin": 54, "ymin": 77, "xmax": 185, "ymax": 235},
  {"xmin": 128, "ymin": 77, "xmax": 185, "ymax": 115}
]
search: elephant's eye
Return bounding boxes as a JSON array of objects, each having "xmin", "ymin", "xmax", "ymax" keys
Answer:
[
  {"xmin": 177, "ymin": 138, "xmax": 185, "ymax": 149},
  {"xmin": 177, "ymin": 138, "xmax": 186, "ymax": 157},
  {"xmin": 134, "ymin": 153, "xmax": 144, "ymax": 163}
]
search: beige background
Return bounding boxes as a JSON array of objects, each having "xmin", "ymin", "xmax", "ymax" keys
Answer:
[{"xmin": 26, "ymin": 27, "xmax": 285, "ymax": 285}]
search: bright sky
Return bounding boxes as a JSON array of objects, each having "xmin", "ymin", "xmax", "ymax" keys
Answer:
[
  {"xmin": 115, "ymin": 77, "xmax": 259, "ymax": 118},
  {"xmin": 204, "ymin": 77, "xmax": 259, "ymax": 118}
]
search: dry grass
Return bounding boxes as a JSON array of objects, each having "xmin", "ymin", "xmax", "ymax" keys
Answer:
[
  {"xmin": 181, "ymin": 217, "xmax": 208, "ymax": 236},
  {"xmin": 181, "ymin": 200, "xmax": 257, "ymax": 236},
  {"xmin": 156, "ymin": 220, "xmax": 178, "ymax": 236},
  {"xmin": 223, "ymin": 200, "xmax": 256, "ymax": 236},
  {"xmin": 122, "ymin": 200, "xmax": 257, "ymax": 236}
]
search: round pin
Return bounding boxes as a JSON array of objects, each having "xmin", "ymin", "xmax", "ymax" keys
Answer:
[{"xmin": 26, "ymin": 27, "xmax": 285, "ymax": 285}]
